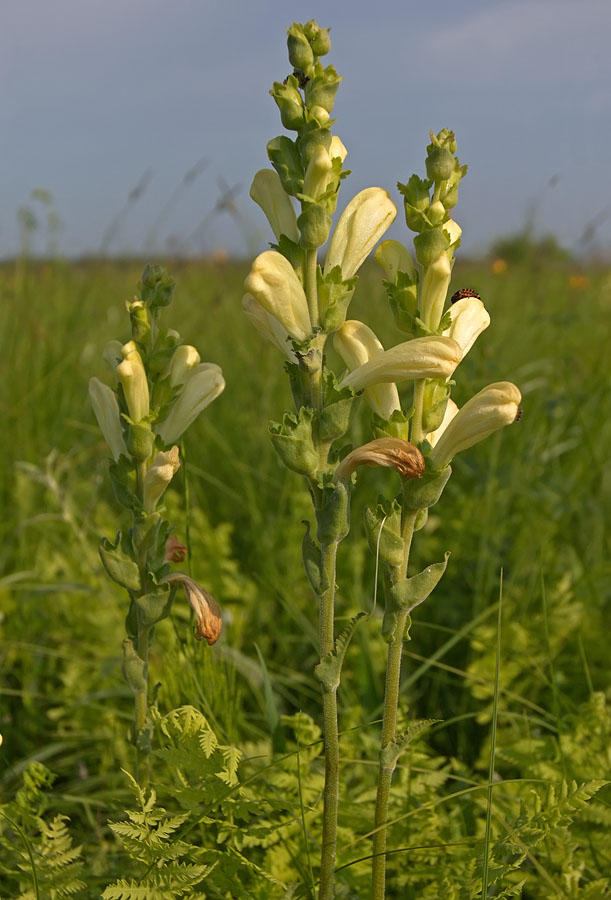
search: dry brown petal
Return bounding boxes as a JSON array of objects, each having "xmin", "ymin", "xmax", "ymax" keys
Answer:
[
  {"xmin": 334, "ymin": 437, "xmax": 425, "ymax": 482},
  {"xmin": 160, "ymin": 573, "xmax": 222, "ymax": 645},
  {"xmin": 164, "ymin": 535, "xmax": 188, "ymax": 563}
]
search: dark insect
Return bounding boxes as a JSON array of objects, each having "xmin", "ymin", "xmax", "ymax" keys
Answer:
[
  {"xmin": 295, "ymin": 70, "xmax": 310, "ymax": 88},
  {"xmin": 450, "ymin": 288, "xmax": 481, "ymax": 304},
  {"xmin": 514, "ymin": 407, "xmax": 523, "ymax": 423}
]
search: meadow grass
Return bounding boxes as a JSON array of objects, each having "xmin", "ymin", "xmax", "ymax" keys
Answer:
[{"xmin": 0, "ymin": 254, "xmax": 610, "ymax": 896}]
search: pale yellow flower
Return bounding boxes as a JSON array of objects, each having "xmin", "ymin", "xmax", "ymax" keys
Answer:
[
  {"xmin": 334, "ymin": 320, "xmax": 400, "ymax": 419},
  {"xmin": 324, "ymin": 187, "xmax": 397, "ymax": 279},
  {"xmin": 340, "ymin": 336, "xmax": 462, "ymax": 391},
  {"xmin": 244, "ymin": 250, "xmax": 312, "ymax": 341}
]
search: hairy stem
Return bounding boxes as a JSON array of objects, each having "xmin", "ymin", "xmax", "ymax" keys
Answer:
[
  {"xmin": 371, "ymin": 509, "xmax": 418, "ymax": 900},
  {"xmin": 318, "ymin": 539, "xmax": 339, "ymax": 900}
]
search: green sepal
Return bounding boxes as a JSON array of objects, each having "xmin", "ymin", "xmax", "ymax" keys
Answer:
[
  {"xmin": 364, "ymin": 497, "xmax": 405, "ymax": 569},
  {"xmin": 285, "ymin": 360, "xmax": 310, "ymax": 410},
  {"xmin": 302, "ymin": 520, "xmax": 322, "ymax": 594},
  {"xmin": 267, "ymin": 136, "xmax": 304, "ymax": 197},
  {"xmin": 304, "ymin": 20, "xmax": 331, "ymax": 57},
  {"xmin": 109, "ymin": 456, "xmax": 140, "ymax": 513},
  {"xmin": 441, "ymin": 160, "xmax": 468, "ymax": 210},
  {"xmin": 372, "ymin": 408, "xmax": 412, "ymax": 441},
  {"xmin": 135, "ymin": 587, "xmax": 174, "ymax": 627},
  {"xmin": 122, "ymin": 638, "xmax": 147, "ymax": 694},
  {"xmin": 125, "ymin": 419, "xmax": 155, "ymax": 462},
  {"xmin": 426, "ymin": 146, "xmax": 454, "ymax": 183},
  {"xmin": 414, "ymin": 227, "xmax": 451, "ymax": 267},
  {"xmin": 270, "ymin": 76, "xmax": 305, "ymax": 131},
  {"xmin": 287, "ymin": 23, "xmax": 315, "ymax": 72},
  {"xmin": 304, "ymin": 63, "xmax": 341, "ymax": 114},
  {"xmin": 99, "ymin": 531, "xmax": 141, "ymax": 591},
  {"xmin": 270, "ymin": 234, "xmax": 305, "ymax": 277},
  {"xmin": 414, "ymin": 508, "xmax": 428, "ymax": 531},
  {"xmin": 316, "ymin": 479, "xmax": 350, "ymax": 545},
  {"xmin": 129, "ymin": 304, "xmax": 150, "ymax": 345},
  {"xmin": 151, "ymin": 373, "xmax": 178, "ymax": 410},
  {"xmin": 402, "ymin": 464, "xmax": 452, "ymax": 510},
  {"xmin": 316, "ymin": 371, "xmax": 354, "ymax": 442},
  {"xmin": 397, "ymin": 175, "xmax": 431, "ymax": 233},
  {"xmin": 421, "ymin": 380, "xmax": 451, "ymax": 433},
  {"xmin": 139, "ymin": 264, "xmax": 175, "ymax": 310},
  {"xmin": 297, "ymin": 202, "xmax": 332, "ymax": 249},
  {"xmin": 315, "ymin": 612, "xmax": 366, "ymax": 692},
  {"xmin": 380, "ymin": 719, "xmax": 441, "ymax": 770},
  {"xmin": 317, "ymin": 265, "xmax": 357, "ymax": 332},
  {"xmin": 385, "ymin": 270, "xmax": 419, "ymax": 334},
  {"xmin": 269, "ymin": 407, "xmax": 318, "ymax": 476},
  {"xmin": 146, "ymin": 328, "xmax": 182, "ymax": 377},
  {"xmin": 130, "ymin": 513, "xmax": 172, "ymax": 583},
  {"xmin": 297, "ymin": 124, "xmax": 331, "ymax": 168}
]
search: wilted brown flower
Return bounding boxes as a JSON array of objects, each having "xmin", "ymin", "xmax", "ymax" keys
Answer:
[
  {"xmin": 165, "ymin": 535, "xmax": 188, "ymax": 563},
  {"xmin": 334, "ymin": 438, "xmax": 425, "ymax": 482},
  {"xmin": 160, "ymin": 573, "xmax": 222, "ymax": 645}
]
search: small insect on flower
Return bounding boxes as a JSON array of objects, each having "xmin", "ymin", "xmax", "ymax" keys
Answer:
[
  {"xmin": 514, "ymin": 406, "xmax": 524, "ymax": 423},
  {"xmin": 451, "ymin": 288, "xmax": 481, "ymax": 304}
]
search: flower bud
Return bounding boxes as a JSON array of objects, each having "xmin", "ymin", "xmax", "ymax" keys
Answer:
[
  {"xmin": 340, "ymin": 336, "xmax": 462, "ymax": 391},
  {"xmin": 329, "ymin": 135, "xmax": 348, "ymax": 163},
  {"xmin": 426, "ymin": 146, "xmax": 454, "ymax": 182},
  {"xmin": 287, "ymin": 23, "xmax": 314, "ymax": 71},
  {"xmin": 324, "ymin": 188, "xmax": 397, "ymax": 279},
  {"xmin": 304, "ymin": 64, "xmax": 341, "ymax": 113},
  {"xmin": 419, "ymin": 252, "xmax": 452, "ymax": 331},
  {"xmin": 117, "ymin": 344, "xmax": 149, "ymax": 423},
  {"xmin": 161, "ymin": 573, "xmax": 222, "ymax": 645},
  {"xmin": 139, "ymin": 264, "xmax": 175, "ymax": 309},
  {"xmin": 155, "ymin": 363, "xmax": 225, "ymax": 445},
  {"xmin": 374, "ymin": 239, "xmax": 416, "ymax": 281},
  {"xmin": 242, "ymin": 293, "xmax": 296, "ymax": 359},
  {"xmin": 163, "ymin": 345, "xmax": 201, "ymax": 387},
  {"xmin": 443, "ymin": 296, "xmax": 490, "ymax": 357},
  {"xmin": 271, "ymin": 77, "xmax": 305, "ymax": 131},
  {"xmin": 335, "ymin": 438, "xmax": 424, "ymax": 482},
  {"xmin": 298, "ymin": 202, "xmax": 332, "ymax": 249},
  {"xmin": 310, "ymin": 105, "xmax": 330, "ymax": 126},
  {"xmin": 334, "ymin": 320, "xmax": 400, "ymax": 420},
  {"xmin": 128, "ymin": 299, "xmax": 150, "ymax": 343},
  {"xmin": 428, "ymin": 382, "xmax": 522, "ymax": 469},
  {"xmin": 250, "ymin": 170, "xmax": 300, "ymax": 243},
  {"xmin": 414, "ymin": 227, "xmax": 450, "ymax": 268},
  {"xmin": 89, "ymin": 377, "xmax": 129, "ymax": 461},
  {"xmin": 244, "ymin": 251, "xmax": 312, "ymax": 341},
  {"xmin": 443, "ymin": 218, "xmax": 462, "ymax": 246},
  {"xmin": 142, "ymin": 445, "xmax": 180, "ymax": 513},
  {"xmin": 303, "ymin": 145, "xmax": 333, "ymax": 199},
  {"xmin": 428, "ymin": 201, "xmax": 446, "ymax": 225},
  {"xmin": 304, "ymin": 20, "xmax": 331, "ymax": 56}
]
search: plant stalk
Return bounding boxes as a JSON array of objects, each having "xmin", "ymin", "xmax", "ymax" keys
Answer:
[
  {"xmin": 318, "ymin": 539, "xmax": 340, "ymax": 900},
  {"xmin": 371, "ymin": 509, "xmax": 418, "ymax": 899}
]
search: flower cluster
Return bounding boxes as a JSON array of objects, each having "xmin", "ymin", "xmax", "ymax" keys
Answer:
[{"xmin": 90, "ymin": 265, "xmax": 225, "ymax": 744}]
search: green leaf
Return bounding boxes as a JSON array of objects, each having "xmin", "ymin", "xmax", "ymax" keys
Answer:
[
  {"xmin": 135, "ymin": 588, "xmax": 173, "ymax": 627},
  {"xmin": 402, "ymin": 464, "xmax": 452, "ymax": 510},
  {"xmin": 315, "ymin": 612, "xmax": 366, "ymax": 691},
  {"xmin": 316, "ymin": 479, "xmax": 350, "ymax": 545},
  {"xmin": 267, "ymin": 135, "xmax": 304, "ymax": 197},
  {"xmin": 382, "ymin": 553, "xmax": 450, "ymax": 642},
  {"xmin": 99, "ymin": 532, "xmax": 141, "ymax": 591},
  {"xmin": 380, "ymin": 718, "xmax": 441, "ymax": 769},
  {"xmin": 269, "ymin": 407, "xmax": 318, "ymax": 476},
  {"xmin": 301, "ymin": 520, "xmax": 322, "ymax": 593}
]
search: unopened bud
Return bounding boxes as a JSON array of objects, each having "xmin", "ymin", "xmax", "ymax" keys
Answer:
[
  {"xmin": 142, "ymin": 446, "xmax": 180, "ymax": 513},
  {"xmin": 303, "ymin": 145, "xmax": 333, "ymax": 200},
  {"xmin": 419, "ymin": 252, "xmax": 452, "ymax": 331},
  {"xmin": 287, "ymin": 23, "xmax": 314, "ymax": 71},
  {"xmin": 426, "ymin": 146, "xmax": 454, "ymax": 182},
  {"xmin": 117, "ymin": 344, "xmax": 149, "ymax": 423}
]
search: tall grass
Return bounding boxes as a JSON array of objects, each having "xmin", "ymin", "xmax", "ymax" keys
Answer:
[{"xmin": 1, "ymin": 254, "xmax": 610, "ymax": 895}]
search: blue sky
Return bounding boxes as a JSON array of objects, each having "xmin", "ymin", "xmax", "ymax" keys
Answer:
[{"xmin": 3, "ymin": 0, "xmax": 611, "ymax": 259}]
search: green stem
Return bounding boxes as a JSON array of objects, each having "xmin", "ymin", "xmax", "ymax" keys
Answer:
[
  {"xmin": 134, "ymin": 623, "xmax": 151, "ymax": 788},
  {"xmin": 318, "ymin": 539, "xmax": 339, "ymax": 900},
  {"xmin": 305, "ymin": 248, "xmax": 319, "ymax": 330},
  {"xmin": 371, "ymin": 509, "xmax": 418, "ymax": 900}
]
